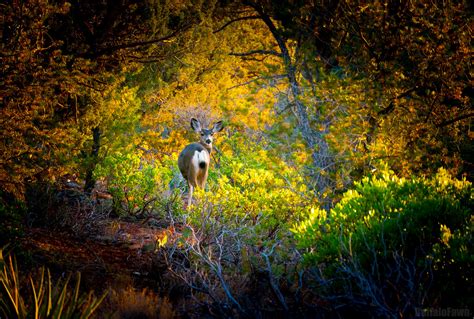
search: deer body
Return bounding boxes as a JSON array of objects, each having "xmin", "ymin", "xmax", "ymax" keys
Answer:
[
  {"xmin": 178, "ymin": 118, "xmax": 223, "ymax": 208},
  {"xmin": 178, "ymin": 143, "xmax": 210, "ymax": 188}
]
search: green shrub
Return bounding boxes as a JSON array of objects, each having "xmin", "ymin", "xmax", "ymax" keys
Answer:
[
  {"xmin": 292, "ymin": 168, "xmax": 473, "ymax": 315},
  {"xmin": 161, "ymin": 138, "xmax": 316, "ymax": 315},
  {"xmin": 189, "ymin": 137, "xmax": 317, "ymax": 239},
  {"xmin": 94, "ymin": 150, "xmax": 174, "ymax": 215}
]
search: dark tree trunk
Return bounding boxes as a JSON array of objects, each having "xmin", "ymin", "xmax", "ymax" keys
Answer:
[{"xmin": 84, "ymin": 127, "xmax": 101, "ymax": 194}]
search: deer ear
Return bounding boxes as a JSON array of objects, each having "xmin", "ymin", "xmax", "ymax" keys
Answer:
[
  {"xmin": 212, "ymin": 121, "xmax": 224, "ymax": 133},
  {"xmin": 190, "ymin": 118, "xmax": 201, "ymax": 132}
]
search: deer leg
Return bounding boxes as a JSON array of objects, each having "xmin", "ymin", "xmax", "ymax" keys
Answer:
[
  {"xmin": 199, "ymin": 170, "xmax": 208, "ymax": 189},
  {"xmin": 187, "ymin": 181, "xmax": 194, "ymax": 209}
]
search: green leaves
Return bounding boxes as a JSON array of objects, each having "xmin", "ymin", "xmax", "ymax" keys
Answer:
[
  {"xmin": 94, "ymin": 151, "xmax": 173, "ymax": 215},
  {"xmin": 291, "ymin": 168, "xmax": 473, "ymax": 314},
  {"xmin": 293, "ymin": 168, "xmax": 473, "ymax": 267}
]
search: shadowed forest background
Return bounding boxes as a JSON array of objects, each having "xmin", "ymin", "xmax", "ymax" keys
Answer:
[{"xmin": 0, "ymin": 0, "xmax": 473, "ymax": 318}]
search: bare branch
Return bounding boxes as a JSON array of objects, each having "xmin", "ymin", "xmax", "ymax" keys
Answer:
[
  {"xmin": 226, "ymin": 74, "xmax": 286, "ymax": 90},
  {"xmin": 81, "ymin": 25, "xmax": 192, "ymax": 59},
  {"xmin": 378, "ymin": 86, "xmax": 419, "ymax": 116},
  {"xmin": 229, "ymin": 49, "xmax": 282, "ymax": 57},
  {"xmin": 436, "ymin": 112, "xmax": 474, "ymax": 128},
  {"xmin": 213, "ymin": 15, "xmax": 261, "ymax": 33},
  {"xmin": 262, "ymin": 243, "xmax": 289, "ymax": 312}
]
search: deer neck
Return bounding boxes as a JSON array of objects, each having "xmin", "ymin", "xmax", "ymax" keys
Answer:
[{"xmin": 200, "ymin": 143, "xmax": 212, "ymax": 154}]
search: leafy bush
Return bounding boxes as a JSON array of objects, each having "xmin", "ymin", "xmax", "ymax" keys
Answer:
[
  {"xmin": 160, "ymin": 137, "xmax": 316, "ymax": 316},
  {"xmin": 292, "ymin": 168, "xmax": 473, "ymax": 316},
  {"xmin": 94, "ymin": 150, "xmax": 174, "ymax": 215},
  {"xmin": 192, "ymin": 136, "xmax": 317, "ymax": 233}
]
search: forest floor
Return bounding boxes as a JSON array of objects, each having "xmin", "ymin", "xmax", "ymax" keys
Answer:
[
  {"xmin": 17, "ymin": 208, "xmax": 185, "ymax": 318},
  {"xmin": 9, "ymin": 182, "xmax": 310, "ymax": 318},
  {"xmin": 20, "ymin": 221, "xmax": 165, "ymax": 285}
]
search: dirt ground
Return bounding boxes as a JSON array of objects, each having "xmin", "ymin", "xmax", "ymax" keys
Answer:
[{"xmin": 18, "ymin": 219, "xmax": 184, "ymax": 318}]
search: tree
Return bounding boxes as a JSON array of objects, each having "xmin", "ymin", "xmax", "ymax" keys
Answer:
[
  {"xmin": 338, "ymin": 1, "xmax": 473, "ymax": 175},
  {"xmin": 213, "ymin": 0, "xmax": 472, "ymax": 186},
  {"xmin": 246, "ymin": 0, "xmax": 472, "ymax": 176},
  {"xmin": 212, "ymin": 1, "xmax": 337, "ymax": 206},
  {"xmin": 0, "ymin": 0, "xmax": 204, "ymax": 198}
]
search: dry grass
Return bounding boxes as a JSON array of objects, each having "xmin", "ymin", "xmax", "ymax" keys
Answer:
[{"xmin": 107, "ymin": 286, "xmax": 176, "ymax": 319}]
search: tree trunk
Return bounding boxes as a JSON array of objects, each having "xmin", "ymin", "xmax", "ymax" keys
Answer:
[
  {"xmin": 84, "ymin": 127, "xmax": 101, "ymax": 194},
  {"xmin": 248, "ymin": 1, "xmax": 334, "ymax": 206}
]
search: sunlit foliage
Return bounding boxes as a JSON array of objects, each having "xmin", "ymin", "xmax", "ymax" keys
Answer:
[
  {"xmin": 292, "ymin": 168, "xmax": 473, "ymax": 314},
  {"xmin": 193, "ymin": 135, "xmax": 316, "ymax": 231},
  {"xmin": 94, "ymin": 150, "xmax": 174, "ymax": 215},
  {"xmin": 1, "ymin": 0, "xmax": 472, "ymax": 317}
]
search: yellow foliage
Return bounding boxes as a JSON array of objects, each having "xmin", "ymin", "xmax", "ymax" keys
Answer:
[
  {"xmin": 183, "ymin": 137, "xmax": 316, "ymax": 231},
  {"xmin": 440, "ymin": 224, "xmax": 452, "ymax": 247}
]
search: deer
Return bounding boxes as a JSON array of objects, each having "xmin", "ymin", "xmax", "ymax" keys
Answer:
[{"xmin": 178, "ymin": 118, "xmax": 224, "ymax": 208}]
